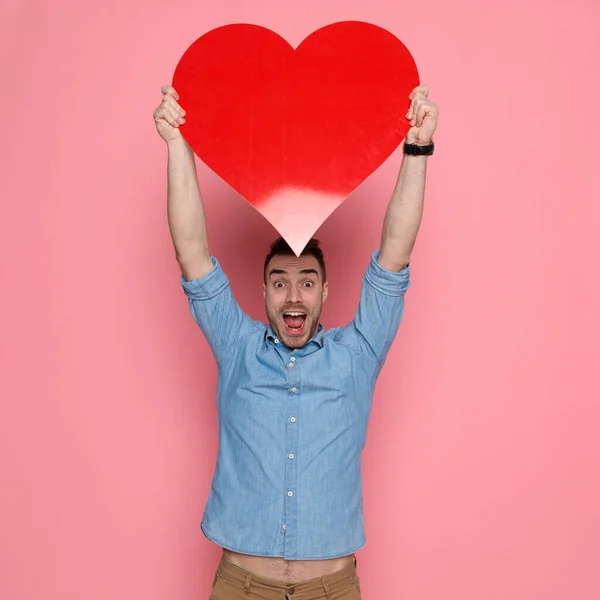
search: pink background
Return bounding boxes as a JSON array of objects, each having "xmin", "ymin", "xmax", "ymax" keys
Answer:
[{"xmin": 2, "ymin": 1, "xmax": 599, "ymax": 599}]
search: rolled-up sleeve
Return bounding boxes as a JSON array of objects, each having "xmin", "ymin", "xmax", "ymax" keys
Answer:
[
  {"xmin": 364, "ymin": 250, "xmax": 411, "ymax": 296},
  {"xmin": 181, "ymin": 257, "xmax": 259, "ymax": 363},
  {"xmin": 337, "ymin": 250, "xmax": 410, "ymax": 366}
]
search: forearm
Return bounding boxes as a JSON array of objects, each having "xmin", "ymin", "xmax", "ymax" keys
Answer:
[
  {"xmin": 166, "ymin": 137, "xmax": 212, "ymax": 279},
  {"xmin": 378, "ymin": 153, "xmax": 428, "ymax": 271}
]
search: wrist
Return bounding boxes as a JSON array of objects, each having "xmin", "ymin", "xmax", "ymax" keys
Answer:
[
  {"xmin": 167, "ymin": 135, "xmax": 192, "ymax": 153},
  {"xmin": 404, "ymin": 135, "xmax": 432, "ymax": 146}
]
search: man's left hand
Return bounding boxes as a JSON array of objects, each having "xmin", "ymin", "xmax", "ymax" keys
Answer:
[{"xmin": 405, "ymin": 85, "xmax": 439, "ymax": 146}]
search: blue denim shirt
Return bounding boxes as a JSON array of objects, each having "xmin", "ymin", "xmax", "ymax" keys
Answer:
[{"xmin": 181, "ymin": 250, "xmax": 410, "ymax": 559}]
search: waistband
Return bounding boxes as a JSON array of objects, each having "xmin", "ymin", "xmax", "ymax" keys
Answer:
[{"xmin": 216, "ymin": 555, "xmax": 358, "ymax": 596}]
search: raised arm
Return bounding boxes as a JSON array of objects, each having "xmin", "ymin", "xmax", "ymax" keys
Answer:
[
  {"xmin": 153, "ymin": 84, "xmax": 214, "ymax": 281},
  {"xmin": 378, "ymin": 85, "xmax": 439, "ymax": 272}
]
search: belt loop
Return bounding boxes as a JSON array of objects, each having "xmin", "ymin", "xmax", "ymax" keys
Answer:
[
  {"xmin": 320, "ymin": 576, "xmax": 331, "ymax": 598},
  {"xmin": 244, "ymin": 574, "xmax": 252, "ymax": 594}
]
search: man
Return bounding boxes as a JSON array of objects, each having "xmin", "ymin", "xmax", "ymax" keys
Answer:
[{"xmin": 154, "ymin": 83, "xmax": 438, "ymax": 600}]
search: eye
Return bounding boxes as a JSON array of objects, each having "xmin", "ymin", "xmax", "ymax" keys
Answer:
[
  {"xmin": 303, "ymin": 281, "xmax": 314, "ymax": 288},
  {"xmin": 274, "ymin": 282, "xmax": 285, "ymax": 289}
]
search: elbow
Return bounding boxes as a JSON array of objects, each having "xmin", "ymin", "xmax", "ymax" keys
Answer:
[
  {"xmin": 175, "ymin": 242, "xmax": 208, "ymax": 264},
  {"xmin": 175, "ymin": 245, "xmax": 213, "ymax": 281},
  {"xmin": 377, "ymin": 246, "xmax": 411, "ymax": 273}
]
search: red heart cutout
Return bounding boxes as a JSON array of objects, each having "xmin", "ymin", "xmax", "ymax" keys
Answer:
[{"xmin": 173, "ymin": 22, "xmax": 419, "ymax": 254}]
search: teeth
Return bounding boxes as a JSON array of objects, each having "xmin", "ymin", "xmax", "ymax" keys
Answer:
[{"xmin": 285, "ymin": 312, "xmax": 305, "ymax": 316}]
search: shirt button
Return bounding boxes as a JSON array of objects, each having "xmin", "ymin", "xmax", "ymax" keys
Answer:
[
  {"xmin": 288, "ymin": 491, "xmax": 293, "ymax": 496},
  {"xmin": 274, "ymin": 339, "xmax": 279, "ymax": 344},
  {"xmin": 283, "ymin": 524, "xmax": 286, "ymax": 530},
  {"xmin": 290, "ymin": 356, "xmax": 296, "ymax": 362},
  {"xmin": 288, "ymin": 363, "xmax": 294, "ymax": 368},
  {"xmin": 291, "ymin": 387, "xmax": 297, "ymax": 393},
  {"xmin": 290, "ymin": 417, "xmax": 296, "ymax": 422},
  {"xmin": 289, "ymin": 454, "xmax": 295, "ymax": 459}
]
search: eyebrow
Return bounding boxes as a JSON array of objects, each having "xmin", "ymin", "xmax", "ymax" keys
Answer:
[{"xmin": 268, "ymin": 268, "xmax": 319, "ymax": 278}]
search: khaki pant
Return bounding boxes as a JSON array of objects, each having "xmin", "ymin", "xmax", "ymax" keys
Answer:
[{"xmin": 209, "ymin": 555, "xmax": 362, "ymax": 600}]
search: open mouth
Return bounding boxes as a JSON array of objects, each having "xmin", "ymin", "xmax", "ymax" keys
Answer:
[{"xmin": 283, "ymin": 311, "xmax": 307, "ymax": 335}]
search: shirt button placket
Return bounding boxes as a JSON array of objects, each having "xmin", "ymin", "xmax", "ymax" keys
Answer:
[{"xmin": 283, "ymin": 353, "xmax": 300, "ymax": 558}]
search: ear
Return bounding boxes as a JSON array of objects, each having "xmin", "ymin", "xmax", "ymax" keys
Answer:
[
  {"xmin": 322, "ymin": 281, "xmax": 329, "ymax": 303},
  {"xmin": 263, "ymin": 281, "xmax": 267, "ymax": 299}
]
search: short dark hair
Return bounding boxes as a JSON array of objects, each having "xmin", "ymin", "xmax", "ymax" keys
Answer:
[{"xmin": 264, "ymin": 237, "xmax": 326, "ymax": 282}]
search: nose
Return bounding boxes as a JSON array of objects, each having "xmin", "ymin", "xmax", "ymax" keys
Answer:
[{"xmin": 286, "ymin": 285, "xmax": 302, "ymax": 304}]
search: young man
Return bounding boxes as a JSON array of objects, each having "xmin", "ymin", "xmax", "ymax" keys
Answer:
[{"xmin": 154, "ymin": 83, "xmax": 438, "ymax": 600}]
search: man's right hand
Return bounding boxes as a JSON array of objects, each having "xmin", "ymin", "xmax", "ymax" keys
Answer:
[{"xmin": 153, "ymin": 85, "xmax": 186, "ymax": 143}]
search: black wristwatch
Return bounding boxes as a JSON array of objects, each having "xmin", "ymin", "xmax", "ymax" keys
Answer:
[{"xmin": 403, "ymin": 140, "xmax": 435, "ymax": 156}]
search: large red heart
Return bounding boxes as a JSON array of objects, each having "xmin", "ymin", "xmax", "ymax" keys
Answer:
[{"xmin": 173, "ymin": 22, "xmax": 419, "ymax": 254}]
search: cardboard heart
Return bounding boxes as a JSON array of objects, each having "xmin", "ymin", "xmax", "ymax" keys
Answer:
[{"xmin": 173, "ymin": 21, "xmax": 419, "ymax": 254}]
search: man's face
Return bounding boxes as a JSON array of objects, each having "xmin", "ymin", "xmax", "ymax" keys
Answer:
[{"xmin": 263, "ymin": 253, "xmax": 328, "ymax": 349}]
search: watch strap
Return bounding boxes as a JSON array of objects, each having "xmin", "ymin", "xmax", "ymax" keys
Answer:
[{"xmin": 403, "ymin": 141, "xmax": 435, "ymax": 156}]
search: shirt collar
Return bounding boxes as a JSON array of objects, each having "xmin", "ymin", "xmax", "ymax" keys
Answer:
[{"xmin": 266, "ymin": 323, "xmax": 325, "ymax": 350}]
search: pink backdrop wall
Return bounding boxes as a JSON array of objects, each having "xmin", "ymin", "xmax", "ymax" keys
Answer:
[{"xmin": 2, "ymin": 1, "xmax": 599, "ymax": 598}]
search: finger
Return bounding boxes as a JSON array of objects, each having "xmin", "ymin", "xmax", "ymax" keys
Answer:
[
  {"xmin": 160, "ymin": 98, "xmax": 185, "ymax": 124},
  {"xmin": 164, "ymin": 95, "xmax": 186, "ymax": 118},
  {"xmin": 161, "ymin": 93, "xmax": 182, "ymax": 117},
  {"xmin": 409, "ymin": 85, "xmax": 430, "ymax": 100},
  {"xmin": 165, "ymin": 103, "xmax": 185, "ymax": 125},
  {"xmin": 161, "ymin": 84, "xmax": 180, "ymax": 101},
  {"xmin": 410, "ymin": 92, "xmax": 428, "ymax": 107},
  {"xmin": 408, "ymin": 90, "xmax": 429, "ymax": 120},
  {"xmin": 410, "ymin": 97, "xmax": 424, "ymax": 126},
  {"xmin": 154, "ymin": 105, "xmax": 180, "ymax": 128},
  {"xmin": 420, "ymin": 100, "xmax": 439, "ymax": 126},
  {"xmin": 406, "ymin": 95, "xmax": 413, "ymax": 119},
  {"xmin": 415, "ymin": 101, "xmax": 431, "ymax": 127},
  {"xmin": 412, "ymin": 99, "xmax": 425, "ymax": 127},
  {"xmin": 408, "ymin": 97, "xmax": 418, "ymax": 121}
]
